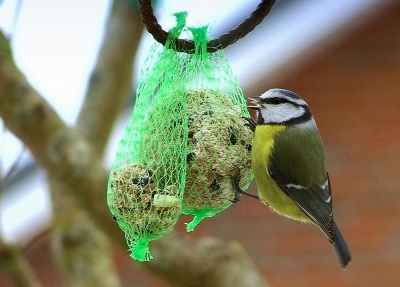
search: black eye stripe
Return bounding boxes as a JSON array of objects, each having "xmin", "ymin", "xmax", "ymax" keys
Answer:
[
  {"xmin": 261, "ymin": 97, "xmax": 290, "ymax": 105},
  {"xmin": 271, "ymin": 98, "xmax": 281, "ymax": 104}
]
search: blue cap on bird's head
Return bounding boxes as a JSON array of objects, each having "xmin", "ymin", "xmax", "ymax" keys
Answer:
[
  {"xmin": 247, "ymin": 88, "xmax": 306, "ymax": 110},
  {"xmin": 267, "ymin": 88, "xmax": 304, "ymax": 101}
]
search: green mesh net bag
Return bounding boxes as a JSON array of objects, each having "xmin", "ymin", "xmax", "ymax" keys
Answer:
[
  {"xmin": 107, "ymin": 12, "xmax": 254, "ymax": 261},
  {"xmin": 175, "ymin": 24, "xmax": 254, "ymax": 231},
  {"xmin": 107, "ymin": 14, "xmax": 187, "ymax": 262}
]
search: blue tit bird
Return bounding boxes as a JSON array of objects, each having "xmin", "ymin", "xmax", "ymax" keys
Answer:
[{"xmin": 247, "ymin": 88, "xmax": 351, "ymax": 269}]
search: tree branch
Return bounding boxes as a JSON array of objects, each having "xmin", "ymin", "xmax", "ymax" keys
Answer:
[
  {"xmin": 76, "ymin": 0, "xmax": 144, "ymax": 156},
  {"xmin": 0, "ymin": 30, "xmax": 127, "ymax": 249},
  {"xmin": 50, "ymin": 178, "xmax": 122, "ymax": 287},
  {"xmin": 0, "ymin": 238, "xmax": 42, "ymax": 287},
  {"xmin": 147, "ymin": 234, "xmax": 269, "ymax": 287},
  {"xmin": 47, "ymin": 1, "xmax": 143, "ymax": 285}
]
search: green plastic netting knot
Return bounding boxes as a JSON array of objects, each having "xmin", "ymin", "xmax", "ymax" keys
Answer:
[{"xmin": 131, "ymin": 238, "xmax": 152, "ymax": 262}]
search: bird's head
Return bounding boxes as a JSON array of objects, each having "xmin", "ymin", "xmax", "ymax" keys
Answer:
[{"xmin": 248, "ymin": 88, "xmax": 312, "ymax": 125}]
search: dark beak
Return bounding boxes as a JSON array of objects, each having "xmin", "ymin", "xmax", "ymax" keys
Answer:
[{"xmin": 247, "ymin": 96, "xmax": 261, "ymax": 110}]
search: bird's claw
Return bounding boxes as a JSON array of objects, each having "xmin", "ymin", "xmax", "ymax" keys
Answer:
[
  {"xmin": 231, "ymin": 166, "xmax": 243, "ymax": 203},
  {"xmin": 243, "ymin": 117, "xmax": 257, "ymax": 132},
  {"xmin": 231, "ymin": 165, "xmax": 260, "ymax": 203}
]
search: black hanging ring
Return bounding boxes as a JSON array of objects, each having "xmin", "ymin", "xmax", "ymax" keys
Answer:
[{"xmin": 138, "ymin": 0, "xmax": 276, "ymax": 54}]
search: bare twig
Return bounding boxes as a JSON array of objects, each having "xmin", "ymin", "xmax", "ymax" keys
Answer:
[
  {"xmin": 3, "ymin": 147, "xmax": 26, "ymax": 183},
  {"xmin": 0, "ymin": 142, "xmax": 41, "ymax": 287}
]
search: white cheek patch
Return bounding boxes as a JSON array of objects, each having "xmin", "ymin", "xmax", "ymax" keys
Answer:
[{"xmin": 260, "ymin": 103, "xmax": 305, "ymax": 124}]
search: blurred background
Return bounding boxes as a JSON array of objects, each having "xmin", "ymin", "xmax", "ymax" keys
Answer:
[{"xmin": 1, "ymin": 0, "xmax": 400, "ymax": 286}]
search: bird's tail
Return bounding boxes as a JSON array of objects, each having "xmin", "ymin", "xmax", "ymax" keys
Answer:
[{"xmin": 333, "ymin": 221, "xmax": 351, "ymax": 269}]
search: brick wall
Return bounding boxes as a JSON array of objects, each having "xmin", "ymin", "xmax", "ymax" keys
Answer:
[{"xmin": 235, "ymin": 2, "xmax": 400, "ymax": 286}]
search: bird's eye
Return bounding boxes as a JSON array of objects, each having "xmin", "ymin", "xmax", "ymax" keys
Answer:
[{"xmin": 271, "ymin": 98, "xmax": 283, "ymax": 105}]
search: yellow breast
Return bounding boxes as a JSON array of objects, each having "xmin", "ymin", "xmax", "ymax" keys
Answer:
[
  {"xmin": 252, "ymin": 125, "xmax": 285, "ymax": 165},
  {"xmin": 251, "ymin": 125, "xmax": 311, "ymax": 223}
]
